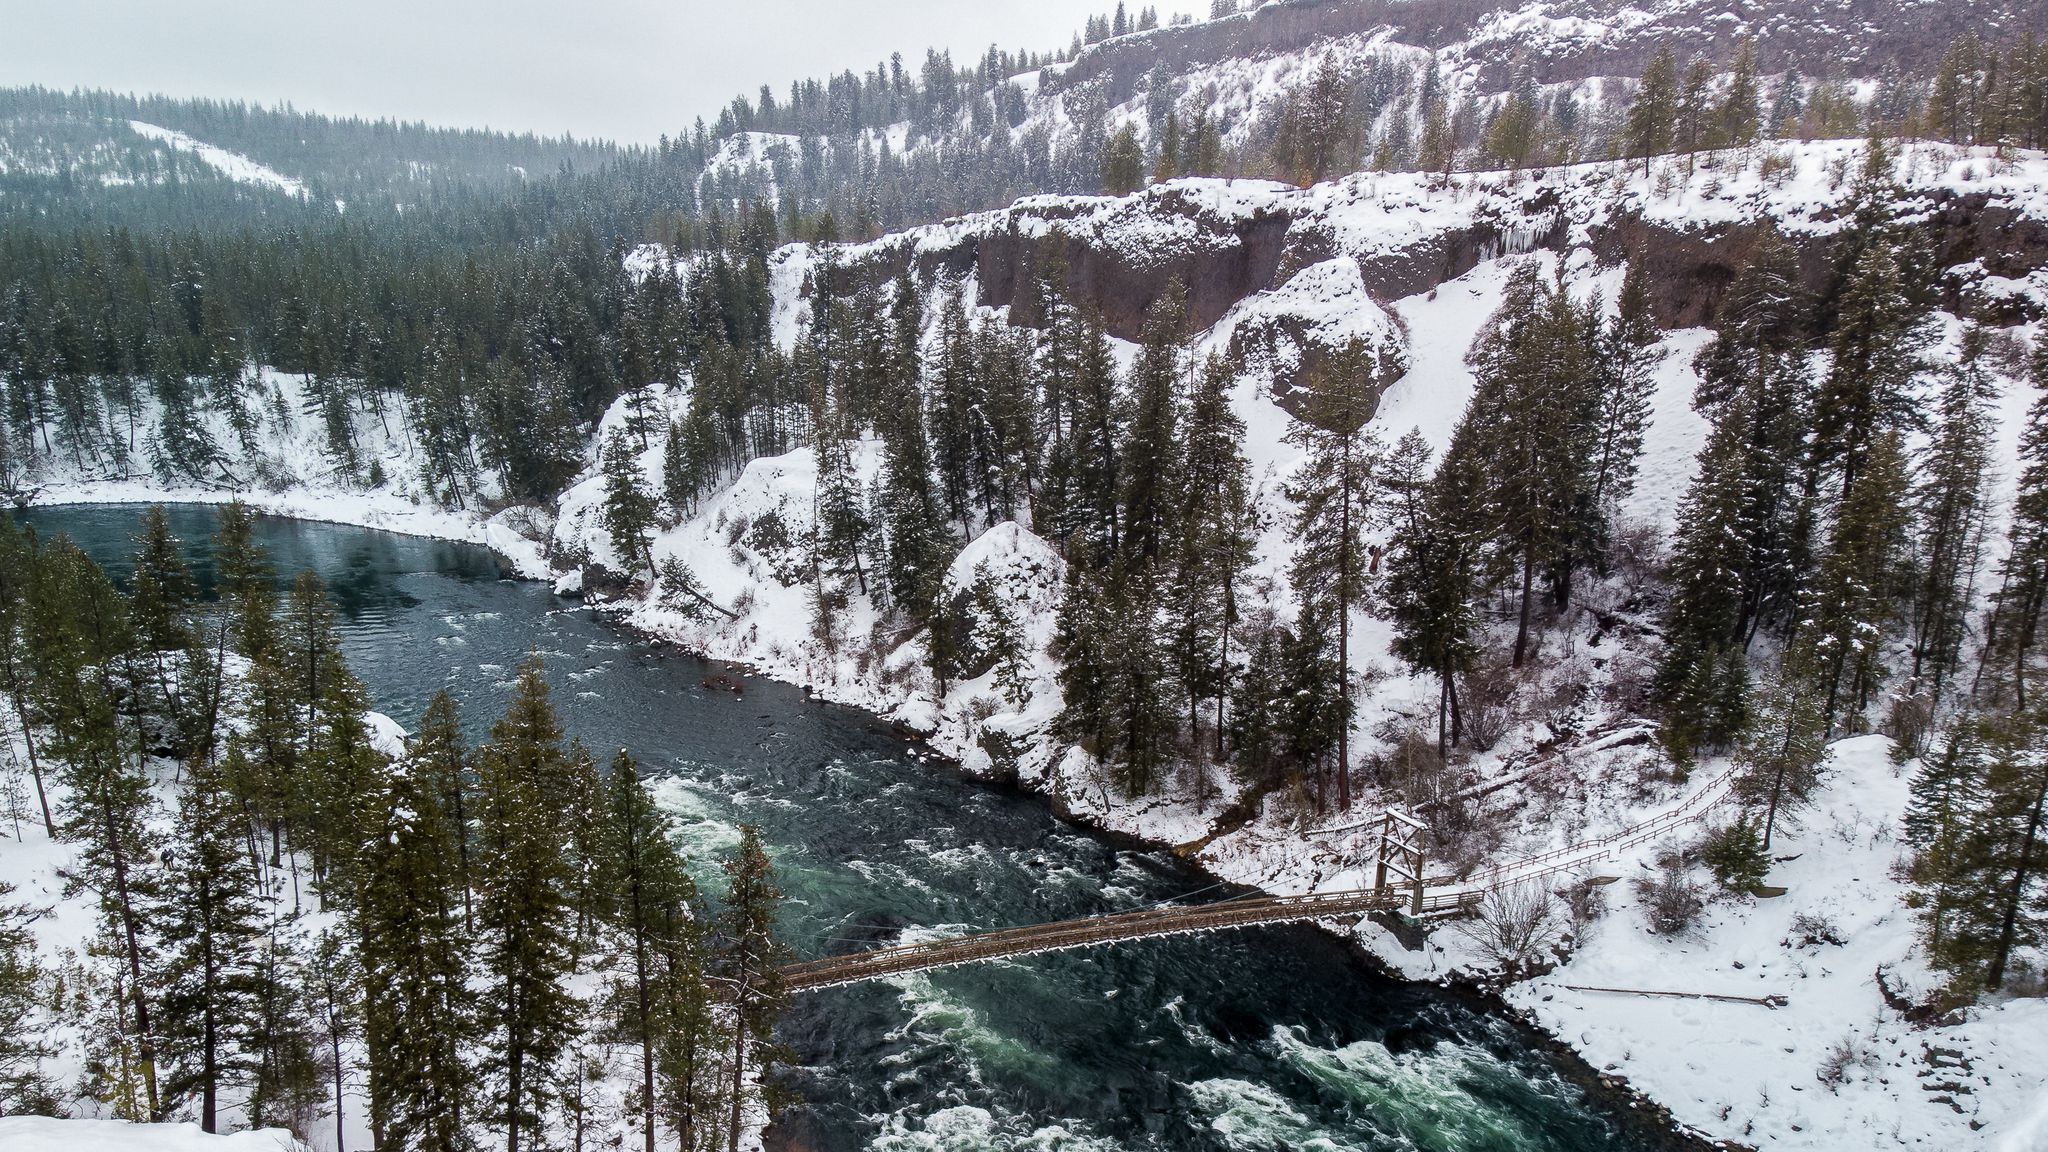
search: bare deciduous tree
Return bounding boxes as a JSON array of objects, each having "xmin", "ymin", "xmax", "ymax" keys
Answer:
[{"xmin": 1456, "ymin": 881, "xmax": 1563, "ymax": 974}]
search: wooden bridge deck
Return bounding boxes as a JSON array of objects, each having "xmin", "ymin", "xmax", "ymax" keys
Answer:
[{"xmin": 781, "ymin": 883, "xmax": 1480, "ymax": 992}]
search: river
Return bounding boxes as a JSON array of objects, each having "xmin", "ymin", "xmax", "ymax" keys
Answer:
[{"xmin": 27, "ymin": 504, "xmax": 1673, "ymax": 1152}]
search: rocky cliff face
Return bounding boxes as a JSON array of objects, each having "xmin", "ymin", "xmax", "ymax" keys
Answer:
[
  {"xmin": 781, "ymin": 141, "xmax": 2047, "ymax": 418},
  {"xmin": 1042, "ymin": 0, "xmax": 2048, "ymax": 110}
]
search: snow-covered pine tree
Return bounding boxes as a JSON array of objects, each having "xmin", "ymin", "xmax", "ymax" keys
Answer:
[
  {"xmin": 1590, "ymin": 255, "xmax": 1659, "ymax": 509},
  {"xmin": 412, "ymin": 690, "xmax": 474, "ymax": 926},
  {"xmin": 358, "ymin": 751, "xmax": 474, "ymax": 1152},
  {"xmin": 157, "ymin": 748, "xmax": 267, "ymax": 1133},
  {"xmin": 1905, "ymin": 323, "xmax": 1996, "ymax": 733},
  {"xmin": 31, "ymin": 537, "xmax": 163, "ymax": 1117},
  {"xmin": 1384, "ymin": 429, "xmax": 1483, "ymax": 755},
  {"xmin": 1731, "ymin": 668, "xmax": 1828, "ymax": 849},
  {"xmin": 1981, "ymin": 341, "xmax": 2048, "ymax": 710},
  {"xmin": 475, "ymin": 658, "xmax": 582, "ymax": 1152},
  {"xmin": 601, "ymin": 428, "xmax": 658, "ymax": 578},
  {"xmin": 928, "ymin": 284, "xmax": 978, "ymax": 532},
  {"xmin": 1791, "ymin": 429, "xmax": 1914, "ymax": 735},
  {"xmin": 1168, "ymin": 354, "xmax": 1256, "ymax": 757},
  {"xmin": 1623, "ymin": 46, "xmax": 1679, "ymax": 172},
  {"xmin": 714, "ymin": 826, "xmax": 788, "ymax": 1152},
  {"xmin": 1118, "ymin": 287, "xmax": 1187, "ymax": 568},
  {"xmin": 1811, "ymin": 239, "xmax": 1927, "ymax": 505},
  {"xmin": 1283, "ymin": 337, "xmax": 1386, "ymax": 810},
  {"xmin": 598, "ymin": 750, "xmax": 702, "ymax": 1152},
  {"xmin": 813, "ymin": 413, "xmax": 873, "ymax": 596}
]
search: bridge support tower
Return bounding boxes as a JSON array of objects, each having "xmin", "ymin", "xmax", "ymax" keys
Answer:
[{"xmin": 1374, "ymin": 809, "xmax": 1429, "ymax": 916}]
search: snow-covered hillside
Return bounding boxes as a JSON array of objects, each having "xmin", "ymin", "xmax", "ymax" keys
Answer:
[
  {"xmin": 17, "ymin": 369, "xmax": 551, "ymax": 578},
  {"xmin": 588, "ymin": 141, "xmax": 2048, "ymax": 1152},
  {"xmin": 126, "ymin": 122, "xmax": 309, "ymax": 200}
]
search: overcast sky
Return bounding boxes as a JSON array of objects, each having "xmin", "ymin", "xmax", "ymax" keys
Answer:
[{"xmin": 0, "ymin": 0, "xmax": 1210, "ymax": 144}]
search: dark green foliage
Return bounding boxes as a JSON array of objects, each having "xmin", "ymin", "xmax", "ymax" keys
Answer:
[
  {"xmin": 1701, "ymin": 819, "xmax": 1771, "ymax": 892},
  {"xmin": 714, "ymin": 826, "xmax": 788, "ymax": 1152},
  {"xmin": 1908, "ymin": 713, "xmax": 2048, "ymax": 993},
  {"xmin": 359, "ymin": 746, "xmax": 475, "ymax": 1152},
  {"xmin": 1984, "ymin": 343, "xmax": 2048, "ymax": 710},
  {"xmin": 1811, "ymin": 242, "xmax": 1929, "ymax": 505},
  {"xmin": 598, "ymin": 751, "xmax": 708, "ymax": 1152},
  {"xmin": 157, "ymin": 751, "xmax": 268, "ymax": 1132},
  {"xmin": 601, "ymin": 429, "xmax": 658, "ymax": 577},
  {"xmin": 1731, "ymin": 673, "xmax": 1827, "ymax": 849},
  {"xmin": 1101, "ymin": 125, "xmax": 1146, "ymax": 195},
  {"xmin": 0, "ymin": 880, "xmax": 56, "ymax": 1113},
  {"xmin": 1382, "ymin": 430, "xmax": 1481, "ymax": 756},
  {"xmin": 475, "ymin": 657, "xmax": 581, "ymax": 1152},
  {"xmin": 1283, "ymin": 338, "xmax": 1387, "ymax": 810}
]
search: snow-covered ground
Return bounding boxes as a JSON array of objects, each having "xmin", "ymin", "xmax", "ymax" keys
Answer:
[{"xmin": 0, "ymin": 1117, "xmax": 300, "ymax": 1152}]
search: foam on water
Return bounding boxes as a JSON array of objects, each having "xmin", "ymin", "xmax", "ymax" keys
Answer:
[{"xmin": 867, "ymin": 1104, "xmax": 1121, "ymax": 1151}]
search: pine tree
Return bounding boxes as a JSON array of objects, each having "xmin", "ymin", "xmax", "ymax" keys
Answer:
[
  {"xmin": 1118, "ymin": 289, "xmax": 1186, "ymax": 568},
  {"xmin": 1448, "ymin": 267, "xmax": 1602, "ymax": 664},
  {"xmin": 927, "ymin": 285, "xmax": 978, "ymax": 531},
  {"xmin": 283, "ymin": 570, "xmax": 343, "ymax": 751},
  {"xmin": 359, "ymin": 752, "xmax": 474, "ymax": 1152},
  {"xmin": 1655, "ymin": 389, "xmax": 1760, "ymax": 754},
  {"xmin": 32, "ymin": 537, "xmax": 162, "ymax": 1118},
  {"xmin": 1624, "ymin": 48, "xmax": 1679, "ymax": 172},
  {"xmin": 0, "ymin": 879, "xmax": 53, "ymax": 1112},
  {"xmin": 129, "ymin": 506, "xmax": 197, "ymax": 658},
  {"xmin": 1906, "ymin": 324, "xmax": 1996, "ymax": 727},
  {"xmin": 1283, "ymin": 338, "xmax": 1386, "ymax": 810},
  {"xmin": 601, "ymin": 429, "xmax": 658, "ymax": 578},
  {"xmin": 1053, "ymin": 540, "xmax": 1120, "ymax": 761},
  {"xmin": 475, "ymin": 657, "xmax": 580, "ymax": 1152},
  {"xmin": 303, "ymin": 663, "xmax": 389, "ymax": 893},
  {"xmin": 1983, "ymin": 343, "xmax": 2048, "ymax": 709},
  {"xmin": 0, "ymin": 517, "xmax": 55, "ymax": 836},
  {"xmin": 1912, "ymin": 712, "xmax": 2048, "ymax": 993},
  {"xmin": 157, "ymin": 751, "xmax": 267, "ymax": 1133},
  {"xmin": 1293, "ymin": 55, "xmax": 1352, "ymax": 183},
  {"xmin": 598, "ymin": 751, "xmax": 703, "ymax": 1152},
  {"xmin": 813, "ymin": 416, "xmax": 871, "ymax": 596},
  {"xmin": 1384, "ymin": 430, "xmax": 1482, "ymax": 754},
  {"xmin": 713, "ymin": 826, "xmax": 787, "ymax": 1152},
  {"xmin": 244, "ymin": 911, "xmax": 322, "ymax": 1139},
  {"xmin": 1591, "ymin": 257, "xmax": 1659, "ymax": 509},
  {"xmin": 1102, "ymin": 124, "xmax": 1146, "ymax": 195},
  {"xmin": 1793, "ymin": 430, "xmax": 1913, "ymax": 735},
  {"xmin": 1168, "ymin": 355, "xmax": 1256, "ymax": 759},
  {"xmin": 1715, "ymin": 38, "xmax": 1762, "ymax": 147},
  {"xmin": 1976, "ymin": 717, "xmax": 2047, "ymax": 990},
  {"xmin": 1732, "ymin": 670, "xmax": 1827, "ymax": 849},
  {"xmin": 1811, "ymin": 242, "xmax": 1927, "ymax": 505},
  {"xmin": 1907, "ymin": 716, "xmax": 1992, "ymax": 956},
  {"xmin": 412, "ymin": 690, "xmax": 474, "ymax": 927},
  {"xmin": 212, "ymin": 501, "xmax": 278, "ymax": 661},
  {"xmin": 1067, "ymin": 310, "xmax": 1124, "ymax": 555}
]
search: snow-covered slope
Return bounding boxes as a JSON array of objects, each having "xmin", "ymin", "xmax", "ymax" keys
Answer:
[
  {"xmin": 18, "ymin": 368, "xmax": 551, "ymax": 578},
  {"xmin": 0, "ymin": 1117, "xmax": 300, "ymax": 1152},
  {"xmin": 126, "ymin": 122, "xmax": 308, "ymax": 200}
]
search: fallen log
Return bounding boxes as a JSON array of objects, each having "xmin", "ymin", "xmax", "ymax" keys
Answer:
[{"xmin": 1558, "ymin": 983, "xmax": 1787, "ymax": 1008}]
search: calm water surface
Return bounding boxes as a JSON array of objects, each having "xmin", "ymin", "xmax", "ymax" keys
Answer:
[{"xmin": 27, "ymin": 504, "xmax": 1661, "ymax": 1152}]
